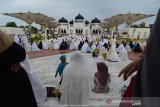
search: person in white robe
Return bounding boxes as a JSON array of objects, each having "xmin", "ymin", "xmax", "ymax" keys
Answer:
[
  {"xmin": 26, "ymin": 43, "xmax": 32, "ymax": 52},
  {"xmin": 46, "ymin": 40, "xmax": 54, "ymax": 50},
  {"xmin": 97, "ymin": 47, "xmax": 107, "ymax": 61},
  {"xmin": 73, "ymin": 40, "xmax": 79, "ymax": 50},
  {"xmin": 107, "ymin": 38, "xmax": 119, "ymax": 62},
  {"xmin": 13, "ymin": 34, "xmax": 20, "ymax": 44},
  {"xmin": 69, "ymin": 40, "xmax": 74, "ymax": 50},
  {"xmin": 60, "ymin": 51, "xmax": 93, "ymax": 106},
  {"xmin": 125, "ymin": 42, "xmax": 132, "ymax": 52},
  {"xmin": 118, "ymin": 44, "xmax": 129, "ymax": 61},
  {"xmin": 81, "ymin": 42, "xmax": 88, "ymax": 53},
  {"xmin": 31, "ymin": 42, "xmax": 41, "ymax": 51},
  {"xmin": 21, "ymin": 34, "xmax": 28, "ymax": 50},
  {"xmin": 53, "ymin": 39, "xmax": 59, "ymax": 50},
  {"xmin": 141, "ymin": 41, "xmax": 146, "ymax": 51},
  {"xmin": 42, "ymin": 40, "xmax": 48, "ymax": 49},
  {"xmin": 21, "ymin": 55, "xmax": 47, "ymax": 105},
  {"xmin": 91, "ymin": 42, "xmax": 97, "ymax": 52}
]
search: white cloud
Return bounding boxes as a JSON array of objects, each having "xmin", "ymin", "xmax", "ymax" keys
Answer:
[{"xmin": 0, "ymin": 0, "xmax": 159, "ymax": 26}]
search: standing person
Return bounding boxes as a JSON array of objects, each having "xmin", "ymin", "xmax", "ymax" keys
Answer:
[
  {"xmin": 60, "ymin": 51, "xmax": 93, "ymax": 106},
  {"xmin": 0, "ymin": 30, "xmax": 37, "ymax": 107},
  {"xmin": 55, "ymin": 55, "xmax": 69, "ymax": 85},
  {"xmin": 118, "ymin": 9, "xmax": 160, "ymax": 107}
]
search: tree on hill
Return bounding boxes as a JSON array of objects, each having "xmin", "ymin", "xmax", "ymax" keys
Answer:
[{"xmin": 6, "ymin": 22, "xmax": 17, "ymax": 27}]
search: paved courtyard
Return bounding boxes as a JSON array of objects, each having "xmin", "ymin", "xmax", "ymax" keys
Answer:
[{"xmin": 28, "ymin": 52, "xmax": 139, "ymax": 107}]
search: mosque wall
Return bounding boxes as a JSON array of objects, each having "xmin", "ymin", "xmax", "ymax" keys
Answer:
[
  {"xmin": 118, "ymin": 27, "xmax": 150, "ymax": 39},
  {"xmin": 0, "ymin": 27, "xmax": 24, "ymax": 35},
  {"xmin": 128, "ymin": 28, "xmax": 150, "ymax": 39},
  {"xmin": 91, "ymin": 24, "xmax": 102, "ymax": 35},
  {"xmin": 54, "ymin": 23, "xmax": 68, "ymax": 35}
]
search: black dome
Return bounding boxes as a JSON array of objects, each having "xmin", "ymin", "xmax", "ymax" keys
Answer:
[
  {"xmin": 85, "ymin": 20, "xmax": 90, "ymax": 24},
  {"xmin": 75, "ymin": 14, "xmax": 84, "ymax": 20},
  {"xmin": 58, "ymin": 17, "xmax": 68, "ymax": 23},
  {"xmin": 69, "ymin": 20, "xmax": 74, "ymax": 24},
  {"xmin": 91, "ymin": 17, "xmax": 101, "ymax": 23}
]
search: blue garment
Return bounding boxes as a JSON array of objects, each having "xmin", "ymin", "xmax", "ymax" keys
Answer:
[
  {"xmin": 60, "ymin": 55, "xmax": 66, "ymax": 60},
  {"xmin": 133, "ymin": 42, "xmax": 138, "ymax": 50},
  {"xmin": 86, "ymin": 46, "xmax": 92, "ymax": 53},
  {"xmin": 56, "ymin": 62, "xmax": 69, "ymax": 76}
]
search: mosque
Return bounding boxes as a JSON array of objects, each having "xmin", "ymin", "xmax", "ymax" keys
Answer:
[{"xmin": 54, "ymin": 14, "xmax": 103, "ymax": 35}]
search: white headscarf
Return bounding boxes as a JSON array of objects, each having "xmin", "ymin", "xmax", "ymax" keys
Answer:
[{"xmin": 60, "ymin": 51, "xmax": 93, "ymax": 106}]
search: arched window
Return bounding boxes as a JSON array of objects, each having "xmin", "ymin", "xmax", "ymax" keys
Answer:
[
  {"xmin": 96, "ymin": 30, "xmax": 98, "ymax": 34},
  {"xmin": 99, "ymin": 30, "xmax": 101, "ymax": 34},
  {"xmin": 64, "ymin": 29, "xmax": 66, "ymax": 34},
  {"xmin": 81, "ymin": 29, "xmax": 83, "ymax": 33},
  {"xmin": 93, "ymin": 30, "xmax": 95, "ymax": 34},
  {"xmin": 61, "ymin": 29, "xmax": 63, "ymax": 33}
]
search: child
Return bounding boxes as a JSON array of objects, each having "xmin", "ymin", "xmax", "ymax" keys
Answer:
[{"xmin": 55, "ymin": 55, "xmax": 69, "ymax": 85}]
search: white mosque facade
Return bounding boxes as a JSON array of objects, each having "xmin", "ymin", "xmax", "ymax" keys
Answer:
[{"xmin": 54, "ymin": 14, "xmax": 103, "ymax": 35}]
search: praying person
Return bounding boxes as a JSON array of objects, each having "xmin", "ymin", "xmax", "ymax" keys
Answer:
[
  {"xmin": 92, "ymin": 62, "xmax": 111, "ymax": 93},
  {"xmin": 60, "ymin": 51, "xmax": 93, "ymax": 106}
]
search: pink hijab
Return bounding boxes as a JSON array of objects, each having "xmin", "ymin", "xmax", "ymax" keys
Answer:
[{"xmin": 95, "ymin": 62, "xmax": 110, "ymax": 86}]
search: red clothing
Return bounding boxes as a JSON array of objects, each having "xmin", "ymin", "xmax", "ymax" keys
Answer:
[{"xmin": 119, "ymin": 77, "xmax": 136, "ymax": 107}]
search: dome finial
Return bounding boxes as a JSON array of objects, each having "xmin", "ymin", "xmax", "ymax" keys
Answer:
[{"xmin": 75, "ymin": 13, "xmax": 84, "ymax": 20}]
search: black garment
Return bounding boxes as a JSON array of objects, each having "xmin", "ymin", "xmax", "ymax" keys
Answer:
[
  {"xmin": 78, "ymin": 42, "xmax": 84, "ymax": 51},
  {"xmin": 64, "ymin": 41, "xmax": 68, "ymax": 49},
  {"xmin": 133, "ymin": 44, "xmax": 142, "ymax": 53},
  {"xmin": 129, "ymin": 41, "xmax": 134, "ymax": 49},
  {"xmin": 103, "ymin": 43, "xmax": 109, "ymax": 51},
  {"xmin": 133, "ymin": 9, "xmax": 160, "ymax": 107},
  {"xmin": 90, "ymin": 42, "xmax": 93, "ymax": 48},
  {"xmin": 116, "ymin": 43, "xmax": 119, "ymax": 48},
  {"xmin": 59, "ymin": 41, "xmax": 67, "ymax": 50},
  {"xmin": 0, "ymin": 42, "xmax": 37, "ymax": 107},
  {"xmin": 85, "ymin": 39, "xmax": 88, "ymax": 43},
  {"xmin": 122, "ymin": 41, "xmax": 126, "ymax": 47},
  {"xmin": 38, "ymin": 41, "xmax": 43, "ymax": 49}
]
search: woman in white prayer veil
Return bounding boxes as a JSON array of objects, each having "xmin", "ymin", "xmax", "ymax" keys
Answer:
[
  {"xmin": 42, "ymin": 40, "xmax": 48, "ymax": 49},
  {"xmin": 31, "ymin": 42, "xmax": 41, "ymax": 51},
  {"xmin": 21, "ymin": 55, "xmax": 47, "ymax": 105},
  {"xmin": 73, "ymin": 40, "xmax": 79, "ymax": 50},
  {"xmin": 118, "ymin": 44, "xmax": 128, "ymax": 61},
  {"xmin": 81, "ymin": 42, "xmax": 88, "ymax": 53},
  {"xmin": 60, "ymin": 51, "xmax": 93, "ymax": 107},
  {"xmin": 107, "ymin": 38, "xmax": 119, "ymax": 62},
  {"xmin": 125, "ymin": 42, "xmax": 132, "ymax": 52},
  {"xmin": 13, "ymin": 33, "xmax": 20, "ymax": 44}
]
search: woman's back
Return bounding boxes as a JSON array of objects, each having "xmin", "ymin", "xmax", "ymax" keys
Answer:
[{"xmin": 60, "ymin": 51, "xmax": 93, "ymax": 106}]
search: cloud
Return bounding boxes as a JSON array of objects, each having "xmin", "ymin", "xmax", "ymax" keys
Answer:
[{"xmin": 0, "ymin": 0, "xmax": 159, "ymax": 26}]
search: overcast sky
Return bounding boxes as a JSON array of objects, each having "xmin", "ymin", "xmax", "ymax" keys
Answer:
[{"xmin": 0, "ymin": 0, "xmax": 159, "ymax": 27}]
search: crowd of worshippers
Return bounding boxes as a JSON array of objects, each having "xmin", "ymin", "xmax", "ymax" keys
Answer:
[
  {"xmin": 1, "ymin": 8, "xmax": 160, "ymax": 106},
  {"xmin": 13, "ymin": 33, "xmax": 146, "ymax": 63},
  {"xmin": 0, "ymin": 29, "xmax": 111, "ymax": 106}
]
